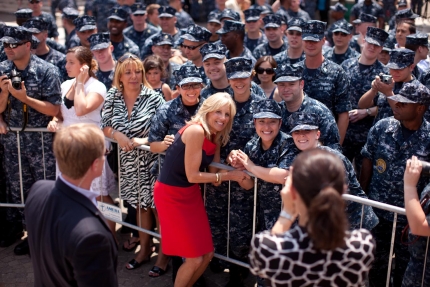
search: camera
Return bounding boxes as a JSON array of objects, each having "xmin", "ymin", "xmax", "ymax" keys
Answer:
[
  {"xmin": 379, "ymin": 73, "xmax": 393, "ymax": 85},
  {"xmin": 421, "ymin": 161, "xmax": 430, "ymax": 176},
  {"xmin": 1, "ymin": 69, "xmax": 22, "ymax": 90}
]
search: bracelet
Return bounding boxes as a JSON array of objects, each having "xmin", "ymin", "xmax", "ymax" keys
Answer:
[
  {"xmin": 111, "ymin": 129, "xmax": 117, "ymax": 139},
  {"xmin": 366, "ymin": 108, "xmax": 371, "ymax": 116},
  {"xmin": 77, "ymin": 82, "xmax": 84, "ymax": 85},
  {"xmin": 279, "ymin": 210, "xmax": 294, "ymax": 221},
  {"xmin": 215, "ymin": 173, "xmax": 219, "ymax": 183},
  {"xmin": 219, "ymin": 172, "xmax": 222, "ymax": 183}
]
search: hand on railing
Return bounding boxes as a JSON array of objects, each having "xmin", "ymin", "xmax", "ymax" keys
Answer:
[
  {"xmin": 163, "ymin": 134, "xmax": 175, "ymax": 147},
  {"xmin": 47, "ymin": 120, "xmax": 61, "ymax": 132},
  {"xmin": 226, "ymin": 150, "xmax": 245, "ymax": 170}
]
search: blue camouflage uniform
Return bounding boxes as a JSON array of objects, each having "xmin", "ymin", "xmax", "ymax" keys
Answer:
[
  {"xmin": 275, "ymin": 6, "xmax": 311, "ymax": 22},
  {"xmin": 323, "ymin": 20, "xmax": 359, "ymax": 65},
  {"xmin": 175, "ymin": 10, "xmax": 194, "ymax": 29},
  {"xmin": 243, "ymin": 8, "xmax": 267, "ymax": 52},
  {"xmin": 350, "ymin": 13, "xmax": 378, "ymax": 53},
  {"xmin": 38, "ymin": 12, "xmax": 59, "ymax": 39},
  {"xmin": 123, "ymin": 3, "xmax": 159, "ymax": 49},
  {"xmin": 88, "ymin": 32, "xmax": 115, "ymax": 90},
  {"xmin": 406, "ymin": 33, "xmax": 427, "ymax": 80},
  {"xmin": 62, "ymin": 7, "xmax": 80, "ymax": 49},
  {"xmin": 108, "ymin": 7, "xmax": 140, "ymax": 59},
  {"xmin": 252, "ymin": 14, "xmax": 288, "ymax": 60},
  {"xmin": 90, "ymin": 0, "xmax": 117, "ymax": 32},
  {"xmin": 140, "ymin": 19, "xmax": 182, "ymax": 59},
  {"xmin": 200, "ymin": 81, "xmax": 265, "ymax": 100},
  {"xmin": 71, "ymin": 15, "xmax": 97, "ymax": 50},
  {"xmin": 350, "ymin": 1, "xmax": 384, "ymax": 21},
  {"xmin": 326, "ymin": 4, "xmax": 348, "ymax": 46}
]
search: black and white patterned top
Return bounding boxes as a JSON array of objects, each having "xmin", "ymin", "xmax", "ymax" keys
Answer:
[{"xmin": 249, "ymin": 225, "xmax": 375, "ymax": 287}]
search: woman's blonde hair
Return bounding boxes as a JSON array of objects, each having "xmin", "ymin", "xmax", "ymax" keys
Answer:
[
  {"xmin": 188, "ymin": 92, "xmax": 236, "ymax": 146},
  {"xmin": 112, "ymin": 53, "xmax": 152, "ymax": 90}
]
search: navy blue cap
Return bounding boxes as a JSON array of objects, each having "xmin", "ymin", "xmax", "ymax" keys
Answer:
[
  {"xmin": 73, "ymin": 15, "xmax": 97, "ymax": 32},
  {"xmin": 174, "ymin": 62, "xmax": 203, "ymax": 86},
  {"xmin": 208, "ymin": 11, "xmax": 221, "ymax": 24},
  {"xmin": 332, "ymin": 21, "xmax": 353, "ymax": 35},
  {"xmin": 257, "ymin": 5, "xmax": 273, "ymax": 15},
  {"xmin": 181, "ymin": 24, "xmax": 212, "ymax": 42},
  {"xmin": 389, "ymin": 82, "xmax": 430, "ymax": 105},
  {"xmin": 398, "ymin": 0, "xmax": 407, "ymax": 7},
  {"xmin": 383, "ymin": 40, "xmax": 395, "ymax": 52},
  {"xmin": 287, "ymin": 17, "xmax": 304, "ymax": 32},
  {"xmin": 158, "ymin": 6, "xmax": 176, "ymax": 18},
  {"xmin": 62, "ymin": 7, "xmax": 79, "ymax": 20},
  {"xmin": 152, "ymin": 32, "xmax": 174, "ymax": 46},
  {"xmin": 395, "ymin": 8, "xmax": 419, "ymax": 20},
  {"xmin": 244, "ymin": 8, "xmax": 261, "ymax": 22},
  {"xmin": 108, "ymin": 6, "xmax": 128, "ymax": 21},
  {"xmin": 302, "ymin": 20, "xmax": 326, "ymax": 41},
  {"xmin": 23, "ymin": 17, "xmax": 48, "ymax": 33},
  {"xmin": 263, "ymin": 14, "xmax": 281, "ymax": 28},
  {"xmin": 31, "ymin": 35, "xmax": 39, "ymax": 49},
  {"xmin": 274, "ymin": 63, "xmax": 303, "ymax": 83},
  {"xmin": 406, "ymin": 33, "xmax": 429, "ymax": 48},
  {"xmin": 200, "ymin": 42, "xmax": 227, "ymax": 61},
  {"xmin": 386, "ymin": 48, "xmax": 415, "ymax": 69},
  {"xmin": 252, "ymin": 99, "xmax": 282, "ymax": 119},
  {"xmin": 289, "ymin": 112, "xmax": 319, "ymax": 133},
  {"xmin": 225, "ymin": 57, "xmax": 253, "ymax": 79},
  {"xmin": 365, "ymin": 26, "xmax": 388, "ymax": 46},
  {"xmin": 88, "ymin": 32, "xmax": 110, "ymax": 50},
  {"xmin": 216, "ymin": 20, "xmax": 245, "ymax": 35},
  {"xmin": 131, "ymin": 3, "xmax": 146, "ymax": 15},
  {"xmin": 330, "ymin": 3, "xmax": 347, "ymax": 12},
  {"xmin": 15, "ymin": 9, "xmax": 33, "ymax": 19},
  {"xmin": 0, "ymin": 26, "xmax": 32, "ymax": 44},
  {"xmin": 220, "ymin": 9, "xmax": 241, "ymax": 21},
  {"xmin": 352, "ymin": 13, "xmax": 377, "ymax": 24}
]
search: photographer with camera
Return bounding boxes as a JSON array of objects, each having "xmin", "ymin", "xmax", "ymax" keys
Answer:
[{"xmin": 0, "ymin": 26, "xmax": 61, "ymax": 255}]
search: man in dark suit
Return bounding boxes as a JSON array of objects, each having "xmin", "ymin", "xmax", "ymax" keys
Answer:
[{"xmin": 25, "ymin": 123, "xmax": 118, "ymax": 287}]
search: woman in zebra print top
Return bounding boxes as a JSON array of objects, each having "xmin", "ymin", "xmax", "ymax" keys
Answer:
[{"xmin": 101, "ymin": 54, "xmax": 165, "ymax": 270}]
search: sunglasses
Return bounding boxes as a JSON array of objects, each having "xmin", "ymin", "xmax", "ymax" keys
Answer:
[
  {"xmin": 333, "ymin": 31, "xmax": 349, "ymax": 37},
  {"xmin": 118, "ymin": 53, "xmax": 139, "ymax": 63},
  {"xmin": 180, "ymin": 43, "xmax": 204, "ymax": 50},
  {"xmin": 287, "ymin": 30, "xmax": 302, "ymax": 36},
  {"xmin": 180, "ymin": 83, "xmax": 202, "ymax": 90},
  {"xmin": 3, "ymin": 42, "xmax": 28, "ymax": 49},
  {"xmin": 256, "ymin": 67, "xmax": 275, "ymax": 75},
  {"xmin": 29, "ymin": 0, "xmax": 41, "ymax": 3}
]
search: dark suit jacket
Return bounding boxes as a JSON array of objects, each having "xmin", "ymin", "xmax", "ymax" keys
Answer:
[{"xmin": 25, "ymin": 179, "xmax": 118, "ymax": 287}]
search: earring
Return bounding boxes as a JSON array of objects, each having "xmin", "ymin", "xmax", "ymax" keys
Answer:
[{"xmin": 119, "ymin": 82, "xmax": 123, "ymax": 89}]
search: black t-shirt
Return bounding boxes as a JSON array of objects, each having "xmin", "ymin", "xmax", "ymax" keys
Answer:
[
  {"xmin": 235, "ymin": 100, "xmax": 247, "ymax": 111},
  {"xmin": 358, "ymin": 63, "xmax": 372, "ymax": 72},
  {"xmin": 401, "ymin": 124, "xmax": 417, "ymax": 141},
  {"xmin": 37, "ymin": 52, "xmax": 50, "ymax": 61},
  {"xmin": 268, "ymin": 44, "xmax": 285, "ymax": 56},
  {"xmin": 184, "ymin": 102, "xmax": 200, "ymax": 115}
]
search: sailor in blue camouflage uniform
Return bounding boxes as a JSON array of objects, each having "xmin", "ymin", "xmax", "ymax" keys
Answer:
[
  {"xmin": 297, "ymin": 20, "xmax": 351, "ymax": 146},
  {"xmin": 323, "ymin": 21, "xmax": 360, "ymax": 65},
  {"xmin": 124, "ymin": 3, "xmax": 158, "ymax": 49},
  {"xmin": 325, "ymin": 3, "xmax": 348, "ymax": 47},
  {"xmin": 61, "ymin": 7, "xmax": 80, "ymax": 50},
  {"xmin": 275, "ymin": 2, "xmax": 311, "ymax": 23},
  {"xmin": 405, "ymin": 33, "xmax": 428, "ymax": 80},
  {"xmin": 205, "ymin": 57, "xmax": 265, "ymax": 286},
  {"xmin": 243, "ymin": 8, "xmax": 267, "ymax": 52},
  {"xmin": 25, "ymin": 1, "xmax": 59, "ymax": 40},
  {"xmin": 388, "ymin": 0, "xmax": 408, "ymax": 31},
  {"xmin": 253, "ymin": 14, "xmax": 288, "ymax": 60},
  {"xmin": 361, "ymin": 82, "xmax": 430, "ymax": 287},
  {"xmin": 72, "ymin": 16, "xmax": 98, "ymax": 49},
  {"xmin": 274, "ymin": 18, "xmax": 305, "ymax": 66},
  {"xmin": 217, "ymin": 20, "xmax": 257, "ymax": 66},
  {"xmin": 341, "ymin": 27, "xmax": 388, "ymax": 178},
  {"xmin": 107, "ymin": 7, "xmax": 140, "ymax": 60},
  {"xmin": 170, "ymin": 0, "xmax": 194, "ymax": 29},
  {"xmin": 88, "ymin": 32, "xmax": 115, "ymax": 90},
  {"xmin": 0, "ymin": 26, "xmax": 61, "ymax": 254},
  {"xmin": 350, "ymin": 0, "xmax": 385, "ymax": 28},
  {"xmin": 378, "ymin": 39, "xmax": 394, "ymax": 65},
  {"xmin": 199, "ymin": 42, "xmax": 265, "ymax": 100},
  {"xmin": 207, "ymin": 11, "xmax": 222, "ymax": 43},
  {"xmin": 89, "ymin": 0, "xmax": 117, "ymax": 33},
  {"xmin": 219, "ymin": 9, "xmax": 241, "ymax": 23},
  {"xmin": 350, "ymin": 13, "xmax": 378, "ymax": 53}
]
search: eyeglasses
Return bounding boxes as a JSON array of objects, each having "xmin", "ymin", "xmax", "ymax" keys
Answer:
[
  {"xmin": 287, "ymin": 30, "xmax": 302, "ymax": 36},
  {"xmin": 180, "ymin": 83, "xmax": 202, "ymax": 90},
  {"xmin": 29, "ymin": 0, "xmax": 41, "ymax": 3},
  {"xmin": 181, "ymin": 43, "xmax": 204, "ymax": 50},
  {"xmin": 333, "ymin": 31, "xmax": 348, "ymax": 37},
  {"xmin": 256, "ymin": 67, "xmax": 275, "ymax": 75},
  {"xmin": 3, "ymin": 42, "xmax": 28, "ymax": 49},
  {"xmin": 118, "ymin": 53, "xmax": 139, "ymax": 63}
]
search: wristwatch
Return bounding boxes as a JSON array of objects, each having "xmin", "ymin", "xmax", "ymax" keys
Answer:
[
  {"xmin": 366, "ymin": 108, "xmax": 371, "ymax": 116},
  {"xmin": 279, "ymin": 210, "xmax": 294, "ymax": 221}
]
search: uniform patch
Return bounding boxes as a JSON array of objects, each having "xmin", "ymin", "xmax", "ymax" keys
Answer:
[{"xmin": 376, "ymin": 158, "xmax": 386, "ymax": 173}]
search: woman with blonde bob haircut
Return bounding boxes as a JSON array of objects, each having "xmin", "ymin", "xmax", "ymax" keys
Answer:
[
  {"xmin": 101, "ymin": 53, "xmax": 165, "ymax": 270},
  {"xmin": 154, "ymin": 93, "xmax": 251, "ymax": 287}
]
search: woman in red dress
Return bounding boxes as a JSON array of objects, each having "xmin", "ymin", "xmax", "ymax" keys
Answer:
[{"xmin": 154, "ymin": 92, "xmax": 251, "ymax": 287}]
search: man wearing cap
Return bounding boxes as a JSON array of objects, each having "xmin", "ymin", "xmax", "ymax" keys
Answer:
[
  {"xmin": 61, "ymin": 7, "xmax": 80, "ymax": 49},
  {"xmin": 350, "ymin": 0, "xmax": 384, "ymax": 29},
  {"xmin": 253, "ymin": 14, "xmax": 288, "ymax": 60},
  {"xmin": 123, "ymin": 3, "xmax": 158, "ymax": 49},
  {"xmin": 73, "ymin": 15, "xmax": 98, "ymax": 48},
  {"xmin": 378, "ymin": 40, "xmax": 395, "ymax": 65},
  {"xmin": 89, "ymin": 0, "xmax": 117, "ymax": 33},
  {"xmin": 405, "ymin": 33, "xmax": 428, "ymax": 79},
  {"xmin": 275, "ymin": 0, "xmax": 311, "ymax": 22},
  {"xmin": 273, "ymin": 17, "xmax": 305, "ymax": 66},
  {"xmin": 297, "ymin": 20, "xmax": 351, "ymax": 146},
  {"xmin": 217, "ymin": 20, "xmax": 257, "ymax": 66},
  {"xmin": 326, "ymin": 3, "xmax": 348, "ymax": 47},
  {"xmin": 219, "ymin": 8, "xmax": 242, "ymax": 23},
  {"xmin": 243, "ymin": 8, "xmax": 267, "ymax": 52},
  {"xmin": 27, "ymin": 0, "xmax": 59, "ymax": 41},
  {"xmin": 394, "ymin": 11, "xmax": 417, "ymax": 48},
  {"xmin": 341, "ymin": 26, "xmax": 389, "ymax": 177},
  {"xmin": 168, "ymin": 0, "xmax": 194, "ymax": 29},
  {"xmin": 350, "ymin": 13, "xmax": 378, "ymax": 53},
  {"xmin": 200, "ymin": 42, "xmax": 265, "ymax": 100},
  {"xmin": 0, "ymin": 26, "xmax": 61, "ymax": 253},
  {"xmin": 107, "ymin": 7, "xmax": 140, "ymax": 60},
  {"xmin": 360, "ymin": 82, "xmax": 430, "ymax": 287},
  {"xmin": 207, "ymin": 11, "xmax": 222, "ymax": 43},
  {"xmin": 89, "ymin": 33, "xmax": 115, "ymax": 90},
  {"xmin": 388, "ymin": 0, "xmax": 408, "ymax": 31},
  {"xmin": 323, "ymin": 21, "xmax": 360, "ymax": 65}
]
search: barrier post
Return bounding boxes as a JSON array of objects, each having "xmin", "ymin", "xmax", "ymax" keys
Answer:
[
  {"xmin": 386, "ymin": 213, "xmax": 398, "ymax": 287},
  {"xmin": 16, "ymin": 131, "xmax": 25, "ymax": 205},
  {"xmin": 252, "ymin": 177, "xmax": 257, "ymax": 235}
]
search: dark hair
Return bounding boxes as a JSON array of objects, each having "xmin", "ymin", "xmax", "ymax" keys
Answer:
[
  {"xmin": 143, "ymin": 54, "xmax": 167, "ymax": 79},
  {"xmin": 233, "ymin": 29, "xmax": 245, "ymax": 42},
  {"xmin": 291, "ymin": 149, "xmax": 347, "ymax": 251},
  {"xmin": 405, "ymin": 43, "xmax": 419, "ymax": 51},
  {"xmin": 254, "ymin": 55, "xmax": 277, "ymax": 82},
  {"xmin": 67, "ymin": 46, "xmax": 98, "ymax": 79},
  {"xmin": 396, "ymin": 19, "xmax": 416, "ymax": 34}
]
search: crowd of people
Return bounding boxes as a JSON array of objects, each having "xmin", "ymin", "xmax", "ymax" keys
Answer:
[{"xmin": 1, "ymin": 0, "xmax": 430, "ymax": 286}]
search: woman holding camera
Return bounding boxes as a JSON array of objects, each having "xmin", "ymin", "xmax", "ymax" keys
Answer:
[{"xmin": 249, "ymin": 149, "xmax": 376, "ymax": 287}]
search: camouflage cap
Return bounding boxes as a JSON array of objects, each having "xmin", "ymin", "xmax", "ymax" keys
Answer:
[
  {"xmin": 386, "ymin": 48, "xmax": 415, "ymax": 69},
  {"xmin": 23, "ymin": 17, "xmax": 48, "ymax": 33},
  {"xmin": 181, "ymin": 24, "xmax": 212, "ymax": 42},
  {"xmin": 220, "ymin": 9, "xmax": 241, "ymax": 21},
  {"xmin": 288, "ymin": 112, "xmax": 319, "ymax": 133},
  {"xmin": 382, "ymin": 40, "xmax": 395, "ymax": 52},
  {"xmin": 263, "ymin": 14, "xmax": 282, "ymax": 28},
  {"xmin": 287, "ymin": 17, "xmax": 305, "ymax": 32},
  {"xmin": 158, "ymin": 6, "xmax": 177, "ymax": 18},
  {"xmin": 62, "ymin": 7, "xmax": 79, "ymax": 20},
  {"xmin": 0, "ymin": 26, "xmax": 32, "ymax": 44},
  {"xmin": 216, "ymin": 20, "xmax": 245, "ymax": 35},
  {"xmin": 88, "ymin": 32, "xmax": 111, "ymax": 50},
  {"xmin": 274, "ymin": 63, "xmax": 303, "ymax": 83},
  {"xmin": 330, "ymin": 3, "xmax": 347, "ymax": 12},
  {"xmin": 15, "ymin": 9, "xmax": 33, "ymax": 19},
  {"xmin": 302, "ymin": 20, "xmax": 326, "ymax": 41},
  {"xmin": 108, "ymin": 6, "xmax": 129, "ymax": 22},
  {"xmin": 244, "ymin": 8, "xmax": 261, "ymax": 22},
  {"xmin": 398, "ymin": 0, "xmax": 407, "ymax": 7},
  {"xmin": 225, "ymin": 57, "xmax": 253, "ymax": 79},
  {"xmin": 174, "ymin": 62, "xmax": 203, "ymax": 86},
  {"xmin": 365, "ymin": 26, "xmax": 389, "ymax": 46},
  {"xmin": 332, "ymin": 21, "xmax": 353, "ymax": 35},
  {"xmin": 252, "ymin": 99, "xmax": 282, "ymax": 119},
  {"xmin": 152, "ymin": 32, "xmax": 174, "ymax": 46},
  {"xmin": 352, "ymin": 13, "xmax": 377, "ymax": 24},
  {"xmin": 208, "ymin": 11, "xmax": 221, "ymax": 24},
  {"xmin": 73, "ymin": 15, "xmax": 97, "ymax": 32},
  {"xmin": 131, "ymin": 3, "xmax": 146, "ymax": 15},
  {"xmin": 256, "ymin": 5, "xmax": 273, "ymax": 15},
  {"xmin": 389, "ymin": 82, "xmax": 430, "ymax": 105},
  {"xmin": 395, "ymin": 8, "xmax": 419, "ymax": 20},
  {"xmin": 406, "ymin": 33, "xmax": 429, "ymax": 48},
  {"xmin": 200, "ymin": 42, "xmax": 227, "ymax": 61},
  {"xmin": 31, "ymin": 35, "xmax": 39, "ymax": 50}
]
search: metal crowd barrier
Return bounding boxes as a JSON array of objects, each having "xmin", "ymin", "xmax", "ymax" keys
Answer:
[{"xmin": 1, "ymin": 127, "xmax": 429, "ymax": 285}]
